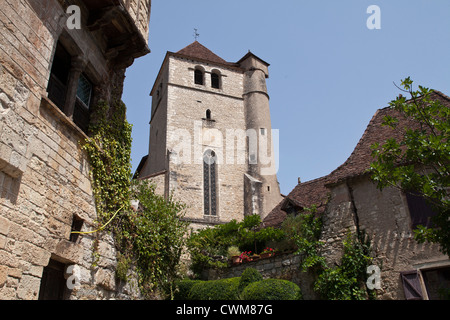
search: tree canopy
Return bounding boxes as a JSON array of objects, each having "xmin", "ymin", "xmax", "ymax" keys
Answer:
[{"xmin": 370, "ymin": 77, "xmax": 450, "ymax": 256}]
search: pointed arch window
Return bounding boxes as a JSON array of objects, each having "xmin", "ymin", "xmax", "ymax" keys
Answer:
[{"xmin": 203, "ymin": 150, "xmax": 217, "ymax": 216}]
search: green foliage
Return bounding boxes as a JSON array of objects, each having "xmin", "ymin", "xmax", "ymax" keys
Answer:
[
  {"xmin": 175, "ymin": 268, "xmax": 300, "ymax": 300},
  {"xmin": 285, "ymin": 209, "xmax": 326, "ymax": 271},
  {"xmin": 173, "ymin": 279, "xmax": 203, "ymax": 300},
  {"xmin": 238, "ymin": 268, "xmax": 263, "ymax": 293},
  {"xmin": 82, "ymin": 100, "xmax": 132, "ymax": 222},
  {"xmin": 314, "ymin": 233, "xmax": 373, "ymax": 300},
  {"xmin": 369, "ymin": 78, "xmax": 450, "ymax": 256},
  {"xmin": 227, "ymin": 246, "xmax": 241, "ymax": 259},
  {"xmin": 119, "ymin": 180, "xmax": 189, "ymax": 298},
  {"xmin": 241, "ymin": 279, "xmax": 302, "ymax": 300},
  {"xmin": 188, "ymin": 277, "xmax": 241, "ymax": 300},
  {"xmin": 188, "ymin": 215, "xmax": 284, "ymax": 275},
  {"xmin": 82, "ymin": 100, "xmax": 188, "ymax": 298}
]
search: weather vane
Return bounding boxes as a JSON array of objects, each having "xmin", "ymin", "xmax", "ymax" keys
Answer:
[{"xmin": 193, "ymin": 28, "xmax": 200, "ymax": 41}]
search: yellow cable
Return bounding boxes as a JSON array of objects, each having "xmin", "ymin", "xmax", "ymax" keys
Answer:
[{"xmin": 71, "ymin": 205, "xmax": 124, "ymax": 235}]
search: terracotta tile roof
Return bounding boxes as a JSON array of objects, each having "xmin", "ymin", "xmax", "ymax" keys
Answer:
[
  {"xmin": 175, "ymin": 41, "xmax": 231, "ymax": 65},
  {"xmin": 263, "ymin": 90, "xmax": 450, "ymax": 228},
  {"xmin": 263, "ymin": 176, "xmax": 330, "ymax": 228},
  {"xmin": 326, "ymin": 90, "xmax": 450, "ymax": 185}
]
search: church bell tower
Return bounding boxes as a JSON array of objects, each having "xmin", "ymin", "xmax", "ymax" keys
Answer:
[{"xmin": 136, "ymin": 42, "xmax": 282, "ymax": 228}]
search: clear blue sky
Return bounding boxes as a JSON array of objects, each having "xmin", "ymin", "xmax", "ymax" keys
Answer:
[{"xmin": 122, "ymin": 0, "xmax": 450, "ymax": 196}]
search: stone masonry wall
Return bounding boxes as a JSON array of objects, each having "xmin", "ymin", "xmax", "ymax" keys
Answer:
[
  {"xmin": 0, "ymin": 0, "xmax": 149, "ymax": 300},
  {"xmin": 165, "ymin": 56, "xmax": 247, "ymax": 224},
  {"xmin": 321, "ymin": 176, "xmax": 448, "ymax": 300},
  {"xmin": 206, "ymin": 175, "xmax": 449, "ymax": 300}
]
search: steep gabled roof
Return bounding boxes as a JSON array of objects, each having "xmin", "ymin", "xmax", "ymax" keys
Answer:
[
  {"xmin": 263, "ymin": 176, "xmax": 329, "ymax": 228},
  {"xmin": 175, "ymin": 41, "xmax": 230, "ymax": 65},
  {"xmin": 326, "ymin": 90, "xmax": 450, "ymax": 186},
  {"xmin": 263, "ymin": 90, "xmax": 450, "ymax": 228}
]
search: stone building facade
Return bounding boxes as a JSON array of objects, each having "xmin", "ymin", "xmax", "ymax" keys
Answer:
[
  {"xmin": 0, "ymin": 0, "xmax": 151, "ymax": 299},
  {"xmin": 136, "ymin": 41, "xmax": 283, "ymax": 229},
  {"xmin": 264, "ymin": 91, "xmax": 450, "ymax": 300}
]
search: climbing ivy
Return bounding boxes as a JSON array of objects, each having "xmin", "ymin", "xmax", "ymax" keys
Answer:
[
  {"xmin": 313, "ymin": 232, "xmax": 374, "ymax": 300},
  {"xmin": 81, "ymin": 100, "xmax": 188, "ymax": 299},
  {"xmin": 82, "ymin": 99, "xmax": 132, "ymax": 222},
  {"xmin": 285, "ymin": 207, "xmax": 326, "ymax": 272},
  {"xmin": 286, "ymin": 207, "xmax": 376, "ymax": 300}
]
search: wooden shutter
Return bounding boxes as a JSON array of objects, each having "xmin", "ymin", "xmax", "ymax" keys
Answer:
[{"xmin": 400, "ymin": 270, "xmax": 423, "ymax": 300}]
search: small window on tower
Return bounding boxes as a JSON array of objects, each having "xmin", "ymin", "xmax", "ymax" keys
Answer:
[
  {"xmin": 260, "ymin": 128, "xmax": 266, "ymax": 135},
  {"xmin": 211, "ymin": 71, "xmax": 220, "ymax": 89},
  {"xmin": 206, "ymin": 109, "xmax": 212, "ymax": 120},
  {"xmin": 195, "ymin": 68, "xmax": 204, "ymax": 85}
]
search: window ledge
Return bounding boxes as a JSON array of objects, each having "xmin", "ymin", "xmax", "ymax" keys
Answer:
[{"xmin": 40, "ymin": 96, "xmax": 89, "ymax": 141}]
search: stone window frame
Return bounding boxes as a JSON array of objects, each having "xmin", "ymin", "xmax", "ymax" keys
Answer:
[
  {"xmin": 194, "ymin": 66, "xmax": 205, "ymax": 86},
  {"xmin": 404, "ymin": 260, "xmax": 450, "ymax": 300},
  {"xmin": 203, "ymin": 149, "xmax": 218, "ymax": 217},
  {"xmin": 46, "ymin": 34, "xmax": 100, "ymax": 135},
  {"xmin": 210, "ymin": 69, "xmax": 221, "ymax": 89},
  {"xmin": 206, "ymin": 109, "xmax": 212, "ymax": 120}
]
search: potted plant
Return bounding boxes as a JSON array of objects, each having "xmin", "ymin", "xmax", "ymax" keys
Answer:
[
  {"xmin": 227, "ymin": 246, "xmax": 242, "ymax": 265},
  {"xmin": 240, "ymin": 251, "xmax": 252, "ymax": 263},
  {"xmin": 260, "ymin": 247, "xmax": 275, "ymax": 259},
  {"xmin": 251, "ymin": 254, "xmax": 260, "ymax": 261}
]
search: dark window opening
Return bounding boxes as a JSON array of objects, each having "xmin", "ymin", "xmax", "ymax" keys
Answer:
[
  {"xmin": 211, "ymin": 72, "xmax": 220, "ymax": 89},
  {"xmin": 73, "ymin": 74, "xmax": 92, "ymax": 133},
  {"xmin": 70, "ymin": 215, "xmax": 84, "ymax": 243},
  {"xmin": 206, "ymin": 109, "xmax": 211, "ymax": 120},
  {"xmin": 267, "ymin": 186, "xmax": 271, "ymax": 192},
  {"xmin": 203, "ymin": 150, "xmax": 217, "ymax": 216},
  {"xmin": 195, "ymin": 69, "xmax": 204, "ymax": 85},
  {"xmin": 38, "ymin": 259, "xmax": 67, "ymax": 300},
  {"xmin": 47, "ymin": 42, "xmax": 71, "ymax": 111},
  {"xmin": 405, "ymin": 192, "xmax": 437, "ymax": 229},
  {"xmin": 422, "ymin": 267, "xmax": 450, "ymax": 300},
  {"xmin": 46, "ymin": 40, "xmax": 92, "ymax": 135}
]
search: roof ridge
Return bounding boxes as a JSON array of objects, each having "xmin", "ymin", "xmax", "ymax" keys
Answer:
[{"xmin": 175, "ymin": 41, "xmax": 229, "ymax": 65}]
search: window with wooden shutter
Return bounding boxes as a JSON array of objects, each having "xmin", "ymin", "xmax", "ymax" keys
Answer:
[{"xmin": 400, "ymin": 270, "xmax": 423, "ymax": 300}]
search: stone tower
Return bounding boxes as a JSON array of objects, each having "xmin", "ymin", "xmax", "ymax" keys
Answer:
[
  {"xmin": 137, "ymin": 42, "xmax": 282, "ymax": 229},
  {"xmin": 238, "ymin": 52, "xmax": 282, "ymax": 221}
]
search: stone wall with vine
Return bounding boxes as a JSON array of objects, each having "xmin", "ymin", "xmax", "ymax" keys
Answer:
[{"xmin": 203, "ymin": 212, "xmax": 375, "ymax": 300}]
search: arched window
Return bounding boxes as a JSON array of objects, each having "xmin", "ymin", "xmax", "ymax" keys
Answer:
[
  {"xmin": 206, "ymin": 109, "xmax": 211, "ymax": 120},
  {"xmin": 203, "ymin": 150, "xmax": 217, "ymax": 216},
  {"xmin": 194, "ymin": 68, "xmax": 204, "ymax": 85},
  {"xmin": 211, "ymin": 70, "xmax": 220, "ymax": 89}
]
